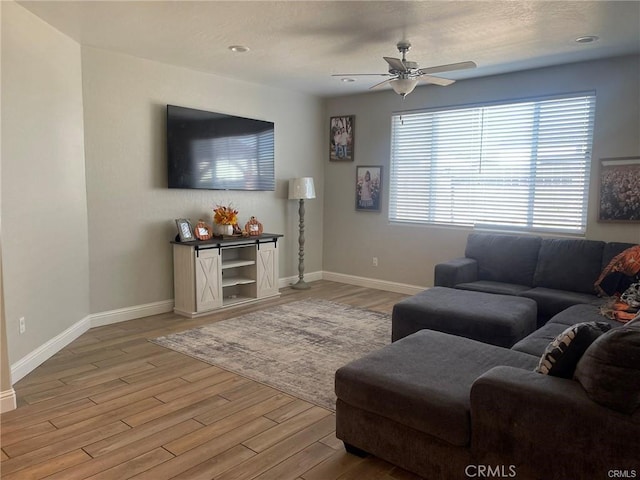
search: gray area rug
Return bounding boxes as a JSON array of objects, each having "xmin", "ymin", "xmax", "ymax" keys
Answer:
[{"xmin": 152, "ymin": 299, "xmax": 391, "ymax": 410}]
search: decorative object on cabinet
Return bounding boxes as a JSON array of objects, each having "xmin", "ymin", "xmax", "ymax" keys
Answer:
[
  {"xmin": 356, "ymin": 166, "xmax": 382, "ymax": 212},
  {"xmin": 288, "ymin": 177, "xmax": 316, "ymax": 290},
  {"xmin": 175, "ymin": 218, "xmax": 195, "ymax": 242},
  {"xmin": 171, "ymin": 234, "xmax": 282, "ymax": 317},
  {"xmin": 598, "ymin": 157, "xmax": 640, "ymax": 222},
  {"xmin": 213, "ymin": 204, "xmax": 239, "ymax": 226},
  {"xmin": 245, "ymin": 216, "xmax": 264, "ymax": 236},
  {"xmin": 330, "ymin": 115, "xmax": 354, "ymax": 162},
  {"xmin": 214, "ymin": 223, "xmax": 234, "ymax": 236},
  {"xmin": 193, "ymin": 220, "xmax": 213, "ymax": 240}
]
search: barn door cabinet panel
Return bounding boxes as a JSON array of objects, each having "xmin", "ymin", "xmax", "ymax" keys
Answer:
[{"xmin": 256, "ymin": 242, "xmax": 279, "ymax": 298}]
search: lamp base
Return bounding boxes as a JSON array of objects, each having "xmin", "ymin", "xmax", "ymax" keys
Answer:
[{"xmin": 291, "ymin": 279, "xmax": 311, "ymax": 290}]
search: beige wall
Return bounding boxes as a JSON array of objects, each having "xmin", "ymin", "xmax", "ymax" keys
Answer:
[
  {"xmin": 1, "ymin": 1, "xmax": 90, "ymax": 365},
  {"xmin": 324, "ymin": 55, "xmax": 640, "ymax": 288},
  {"xmin": 1, "ymin": 1, "xmax": 324, "ymax": 375},
  {"xmin": 0, "ymin": 0, "xmax": 13, "ymax": 406},
  {"xmin": 81, "ymin": 47, "xmax": 324, "ymax": 314}
]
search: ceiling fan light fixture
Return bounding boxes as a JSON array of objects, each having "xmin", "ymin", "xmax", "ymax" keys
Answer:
[{"xmin": 391, "ymin": 78, "xmax": 418, "ymax": 97}]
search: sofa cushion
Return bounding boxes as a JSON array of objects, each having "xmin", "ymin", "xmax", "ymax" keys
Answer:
[
  {"xmin": 574, "ymin": 319, "xmax": 640, "ymax": 414},
  {"xmin": 511, "ymin": 321, "xmax": 573, "ymax": 357},
  {"xmin": 510, "ymin": 304, "xmax": 620, "ymax": 356},
  {"xmin": 455, "ymin": 281, "xmax": 531, "ymax": 296},
  {"xmin": 535, "ymin": 322, "xmax": 611, "ymax": 378},
  {"xmin": 335, "ymin": 330, "xmax": 538, "ymax": 447},
  {"xmin": 548, "ymin": 303, "xmax": 619, "ymax": 328},
  {"xmin": 520, "ymin": 287, "xmax": 601, "ymax": 319},
  {"xmin": 533, "ymin": 238, "xmax": 605, "ymax": 294},
  {"xmin": 465, "ymin": 233, "xmax": 541, "ymax": 286}
]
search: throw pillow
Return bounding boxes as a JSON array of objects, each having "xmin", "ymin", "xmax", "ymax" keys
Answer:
[
  {"xmin": 594, "ymin": 245, "xmax": 640, "ymax": 296},
  {"xmin": 535, "ymin": 321, "xmax": 612, "ymax": 378},
  {"xmin": 574, "ymin": 321, "xmax": 640, "ymax": 414}
]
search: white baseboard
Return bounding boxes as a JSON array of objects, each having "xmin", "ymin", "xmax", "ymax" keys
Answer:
[
  {"xmin": 278, "ymin": 270, "xmax": 324, "ymax": 289},
  {"xmin": 9, "ymin": 273, "xmax": 421, "ymax": 384},
  {"xmin": 9, "ymin": 300, "xmax": 174, "ymax": 384},
  {"xmin": 322, "ymin": 271, "xmax": 427, "ymax": 295},
  {"xmin": 90, "ymin": 300, "xmax": 174, "ymax": 328},
  {"xmin": 0, "ymin": 388, "xmax": 17, "ymax": 413},
  {"xmin": 11, "ymin": 315, "xmax": 91, "ymax": 383}
]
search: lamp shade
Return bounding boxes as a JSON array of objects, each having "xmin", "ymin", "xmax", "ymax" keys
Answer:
[
  {"xmin": 288, "ymin": 177, "xmax": 316, "ymax": 200},
  {"xmin": 391, "ymin": 78, "xmax": 418, "ymax": 96}
]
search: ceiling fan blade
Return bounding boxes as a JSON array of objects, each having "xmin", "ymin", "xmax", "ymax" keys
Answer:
[
  {"xmin": 331, "ymin": 73, "xmax": 391, "ymax": 77},
  {"xmin": 369, "ymin": 78, "xmax": 394, "ymax": 90},
  {"xmin": 418, "ymin": 75, "xmax": 455, "ymax": 86},
  {"xmin": 418, "ymin": 61, "xmax": 477, "ymax": 75},
  {"xmin": 383, "ymin": 56, "xmax": 407, "ymax": 72}
]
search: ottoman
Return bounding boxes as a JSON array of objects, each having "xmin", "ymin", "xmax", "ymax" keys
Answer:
[
  {"xmin": 335, "ymin": 330, "xmax": 539, "ymax": 479},
  {"xmin": 392, "ymin": 286, "xmax": 537, "ymax": 347}
]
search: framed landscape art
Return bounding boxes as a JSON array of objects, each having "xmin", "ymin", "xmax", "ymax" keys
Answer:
[{"xmin": 598, "ymin": 156, "xmax": 640, "ymax": 222}]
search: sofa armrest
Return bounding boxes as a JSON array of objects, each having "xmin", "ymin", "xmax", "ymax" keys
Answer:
[
  {"xmin": 434, "ymin": 257, "xmax": 478, "ymax": 287},
  {"xmin": 470, "ymin": 366, "xmax": 640, "ymax": 479}
]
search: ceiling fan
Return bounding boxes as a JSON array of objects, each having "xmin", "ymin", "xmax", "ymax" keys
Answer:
[{"xmin": 333, "ymin": 41, "xmax": 476, "ymax": 97}]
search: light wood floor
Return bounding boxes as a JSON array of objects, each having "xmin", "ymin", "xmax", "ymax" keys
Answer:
[{"xmin": 1, "ymin": 280, "xmax": 422, "ymax": 480}]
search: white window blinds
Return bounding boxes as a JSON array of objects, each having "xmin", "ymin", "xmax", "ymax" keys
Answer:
[{"xmin": 389, "ymin": 93, "xmax": 596, "ymax": 234}]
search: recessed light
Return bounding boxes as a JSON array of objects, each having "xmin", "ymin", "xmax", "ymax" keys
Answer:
[
  {"xmin": 341, "ymin": 77, "xmax": 356, "ymax": 83},
  {"xmin": 228, "ymin": 45, "xmax": 250, "ymax": 53},
  {"xmin": 575, "ymin": 35, "xmax": 599, "ymax": 44}
]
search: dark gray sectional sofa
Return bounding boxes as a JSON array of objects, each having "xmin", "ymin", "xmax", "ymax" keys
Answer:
[
  {"xmin": 335, "ymin": 233, "xmax": 640, "ymax": 480},
  {"xmin": 435, "ymin": 233, "xmax": 637, "ymax": 324}
]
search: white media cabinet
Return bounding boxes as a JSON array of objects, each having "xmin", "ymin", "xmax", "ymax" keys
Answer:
[{"xmin": 172, "ymin": 233, "xmax": 282, "ymax": 317}]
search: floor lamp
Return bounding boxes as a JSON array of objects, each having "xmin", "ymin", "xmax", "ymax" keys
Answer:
[{"xmin": 288, "ymin": 177, "xmax": 316, "ymax": 290}]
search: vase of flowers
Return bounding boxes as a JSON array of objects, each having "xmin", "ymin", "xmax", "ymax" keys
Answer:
[{"xmin": 213, "ymin": 204, "xmax": 238, "ymax": 236}]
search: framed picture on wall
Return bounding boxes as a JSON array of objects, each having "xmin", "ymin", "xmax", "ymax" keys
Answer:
[
  {"xmin": 330, "ymin": 115, "xmax": 354, "ymax": 162},
  {"xmin": 598, "ymin": 157, "xmax": 640, "ymax": 222},
  {"xmin": 356, "ymin": 166, "xmax": 382, "ymax": 212}
]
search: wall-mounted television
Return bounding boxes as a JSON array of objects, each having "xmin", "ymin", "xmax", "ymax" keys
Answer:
[{"xmin": 167, "ymin": 105, "xmax": 275, "ymax": 191}]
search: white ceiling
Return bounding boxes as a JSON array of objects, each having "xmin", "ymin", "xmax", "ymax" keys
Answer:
[{"xmin": 18, "ymin": 1, "xmax": 640, "ymax": 98}]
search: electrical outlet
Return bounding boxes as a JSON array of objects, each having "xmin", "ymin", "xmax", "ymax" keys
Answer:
[
  {"xmin": 372, "ymin": 257, "xmax": 379, "ymax": 267},
  {"xmin": 19, "ymin": 317, "xmax": 26, "ymax": 334}
]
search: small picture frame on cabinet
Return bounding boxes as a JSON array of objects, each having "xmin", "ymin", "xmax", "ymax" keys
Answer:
[
  {"xmin": 175, "ymin": 218, "xmax": 195, "ymax": 242},
  {"xmin": 245, "ymin": 216, "xmax": 264, "ymax": 236},
  {"xmin": 194, "ymin": 220, "xmax": 213, "ymax": 240}
]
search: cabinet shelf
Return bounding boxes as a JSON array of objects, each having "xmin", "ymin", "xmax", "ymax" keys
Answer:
[
  {"xmin": 222, "ymin": 276, "xmax": 256, "ymax": 288},
  {"xmin": 222, "ymin": 259, "xmax": 256, "ymax": 269}
]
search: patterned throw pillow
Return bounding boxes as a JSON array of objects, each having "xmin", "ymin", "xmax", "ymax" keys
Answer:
[{"xmin": 535, "ymin": 322, "xmax": 612, "ymax": 378}]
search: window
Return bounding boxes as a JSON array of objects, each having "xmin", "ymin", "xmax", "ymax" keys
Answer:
[{"xmin": 389, "ymin": 93, "xmax": 596, "ymax": 234}]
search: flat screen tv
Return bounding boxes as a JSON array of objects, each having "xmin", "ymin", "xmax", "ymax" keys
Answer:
[{"xmin": 167, "ymin": 105, "xmax": 275, "ymax": 191}]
